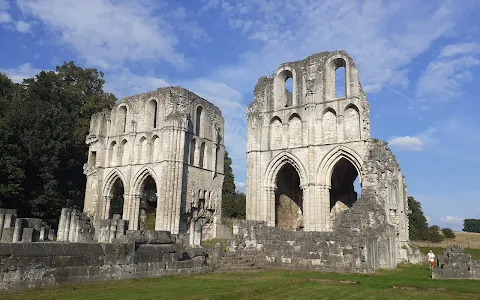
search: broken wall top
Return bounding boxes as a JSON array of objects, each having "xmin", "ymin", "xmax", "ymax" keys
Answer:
[
  {"xmin": 87, "ymin": 86, "xmax": 225, "ymax": 141},
  {"xmin": 248, "ymin": 50, "xmax": 369, "ymax": 116}
]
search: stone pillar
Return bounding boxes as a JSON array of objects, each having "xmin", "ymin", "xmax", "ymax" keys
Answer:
[
  {"xmin": 301, "ymin": 184, "xmax": 312, "ymax": 231},
  {"xmin": 57, "ymin": 208, "xmax": 68, "ymax": 241},
  {"xmin": 12, "ymin": 218, "xmax": 23, "ymax": 242},
  {"xmin": 264, "ymin": 187, "xmax": 276, "ymax": 227},
  {"xmin": 39, "ymin": 227, "xmax": 47, "ymax": 241},
  {"xmin": 194, "ymin": 221, "xmax": 202, "ymax": 246},
  {"xmin": 103, "ymin": 195, "xmax": 112, "ymax": 219},
  {"xmin": 0, "ymin": 211, "xmax": 4, "ymax": 241},
  {"xmin": 63, "ymin": 210, "xmax": 72, "ymax": 241},
  {"xmin": 4, "ymin": 213, "xmax": 14, "ymax": 229},
  {"xmin": 317, "ymin": 185, "xmax": 332, "ymax": 231},
  {"xmin": 68, "ymin": 210, "xmax": 77, "ymax": 242},
  {"xmin": 109, "ymin": 219, "xmax": 117, "ymax": 242},
  {"xmin": 48, "ymin": 229, "xmax": 56, "ymax": 241},
  {"xmin": 129, "ymin": 194, "xmax": 141, "ymax": 230}
]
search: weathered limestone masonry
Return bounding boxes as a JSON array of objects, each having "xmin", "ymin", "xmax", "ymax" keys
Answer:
[
  {"xmin": 82, "ymin": 86, "xmax": 225, "ymax": 245},
  {"xmin": 243, "ymin": 50, "xmax": 421, "ymax": 271},
  {"xmin": 433, "ymin": 245, "xmax": 480, "ymax": 279},
  {"xmin": 0, "ymin": 208, "xmax": 56, "ymax": 243},
  {"xmin": 0, "ymin": 231, "xmax": 211, "ymax": 291}
]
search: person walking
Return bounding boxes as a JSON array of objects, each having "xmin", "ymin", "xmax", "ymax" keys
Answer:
[{"xmin": 427, "ymin": 249, "xmax": 435, "ymax": 271}]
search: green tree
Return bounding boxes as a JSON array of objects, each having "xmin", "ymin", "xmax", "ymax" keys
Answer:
[
  {"xmin": 0, "ymin": 73, "xmax": 27, "ymax": 210},
  {"xmin": 0, "ymin": 62, "xmax": 116, "ymax": 224},
  {"xmin": 463, "ymin": 219, "xmax": 480, "ymax": 233},
  {"xmin": 428, "ymin": 225, "xmax": 445, "ymax": 243},
  {"xmin": 221, "ymin": 150, "xmax": 246, "ymax": 219},
  {"xmin": 407, "ymin": 196, "xmax": 429, "ymax": 241},
  {"xmin": 441, "ymin": 227, "xmax": 456, "ymax": 239}
]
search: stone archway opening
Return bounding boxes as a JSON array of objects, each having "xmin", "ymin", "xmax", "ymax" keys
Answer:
[
  {"xmin": 329, "ymin": 157, "xmax": 361, "ymax": 222},
  {"xmin": 140, "ymin": 175, "xmax": 157, "ymax": 230},
  {"xmin": 109, "ymin": 178, "xmax": 124, "ymax": 219},
  {"xmin": 275, "ymin": 163, "xmax": 303, "ymax": 230}
]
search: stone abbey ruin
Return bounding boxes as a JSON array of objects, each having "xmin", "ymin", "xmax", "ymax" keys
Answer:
[{"xmin": 1, "ymin": 50, "xmax": 476, "ymax": 291}]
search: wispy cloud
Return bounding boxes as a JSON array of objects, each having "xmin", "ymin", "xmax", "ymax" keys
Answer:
[
  {"xmin": 202, "ymin": 0, "xmax": 458, "ymax": 93},
  {"xmin": 16, "ymin": 0, "xmax": 204, "ymax": 70},
  {"xmin": 416, "ymin": 53, "xmax": 480, "ymax": 102}
]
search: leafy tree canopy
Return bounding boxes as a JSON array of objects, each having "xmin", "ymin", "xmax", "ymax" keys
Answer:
[{"xmin": 0, "ymin": 62, "xmax": 116, "ymax": 225}]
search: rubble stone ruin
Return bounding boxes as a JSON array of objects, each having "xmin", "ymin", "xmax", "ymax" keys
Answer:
[
  {"xmin": 241, "ymin": 50, "xmax": 419, "ymax": 269},
  {"xmin": 82, "ymin": 86, "xmax": 225, "ymax": 244}
]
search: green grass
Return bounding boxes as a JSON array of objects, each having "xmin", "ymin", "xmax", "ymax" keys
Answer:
[
  {"xmin": 419, "ymin": 247, "xmax": 480, "ymax": 260},
  {"xmin": 2, "ymin": 264, "xmax": 480, "ymax": 299}
]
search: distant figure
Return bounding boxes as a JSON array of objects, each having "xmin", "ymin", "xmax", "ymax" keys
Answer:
[{"xmin": 427, "ymin": 249, "xmax": 435, "ymax": 271}]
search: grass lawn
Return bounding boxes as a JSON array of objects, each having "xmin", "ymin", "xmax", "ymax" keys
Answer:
[{"xmin": 2, "ymin": 264, "xmax": 480, "ymax": 300}]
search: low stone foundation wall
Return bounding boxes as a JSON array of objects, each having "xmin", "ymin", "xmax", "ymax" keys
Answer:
[
  {"xmin": 0, "ymin": 235, "xmax": 212, "ymax": 291},
  {"xmin": 229, "ymin": 220, "xmax": 403, "ymax": 273},
  {"xmin": 433, "ymin": 245, "xmax": 480, "ymax": 279}
]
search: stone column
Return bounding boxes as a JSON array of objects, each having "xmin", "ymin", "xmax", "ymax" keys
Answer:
[
  {"xmin": 129, "ymin": 194, "xmax": 141, "ymax": 230},
  {"xmin": 68, "ymin": 210, "xmax": 78, "ymax": 242},
  {"xmin": 317, "ymin": 185, "xmax": 332, "ymax": 231},
  {"xmin": 0, "ymin": 211, "xmax": 4, "ymax": 241},
  {"xmin": 103, "ymin": 195, "xmax": 112, "ymax": 219},
  {"xmin": 4, "ymin": 213, "xmax": 14, "ymax": 229},
  {"xmin": 57, "ymin": 208, "xmax": 69, "ymax": 241},
  {"xmin": 63, "ymin": 210, "xmax": 72, "ymax": 241},
  {"xmin": 301, "ymin": 184, "xmax": 311, "ymax": 231},
  {"xmin": 12, "ymin": 218, "xmax": 23, "ymax": 242},
  {"xmin": 264, "ymin": 186, "xmax": 276, "ymax": 227}
]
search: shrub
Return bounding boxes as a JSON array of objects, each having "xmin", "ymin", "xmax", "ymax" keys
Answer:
[{"xmin": 441, "ymin": 227, "xmax": 456, "ymax": 239}]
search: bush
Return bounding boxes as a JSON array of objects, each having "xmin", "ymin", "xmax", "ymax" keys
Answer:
[
  {"xmin": 441, "ymin": 227, "xmax": 456, "ymax": 239},
  {"xmin": 428, "ymin": 225, "xmax": 445, "ymax": 243}
]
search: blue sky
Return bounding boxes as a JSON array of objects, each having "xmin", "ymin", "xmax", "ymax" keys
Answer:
[{"xmin": 1, "ymin": 0, "xmax": 480, "ymax": 231}]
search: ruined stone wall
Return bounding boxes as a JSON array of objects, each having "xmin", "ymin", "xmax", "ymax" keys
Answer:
[
  {"xmin": 433, "ymin": 245, "xmax": 480, "ymax": 280},
  {"xmin": 0, "ymin": 232, "xmax": 212, "ymax": 291},
  {"xmin": 83, "ymin": 86, "xmax": 225, "ymax": 240},
  {"xmin": 230, "ymin": 220, "xmax": 390, "ymax": 273},
  {"xmin": 246, "ymin": 51, "xmax": 371, "ymax": 232},
  {"xmin": 0, "ymin": 209, "xmax": 56, "ymax": 243},
  {"xmin": 244, "ymin": 50, "xmax": 413, "ymax": 267}
]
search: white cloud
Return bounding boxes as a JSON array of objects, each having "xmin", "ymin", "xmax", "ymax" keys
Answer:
[
  {"xmin": 235, "ymin": 181, "xmax": 246, "ymax": 192},
  {"xmin": 17, "ymin": 0, "xmax": 197, "ymax": 69},
  {"xmin": 426, "ymin": 216, "xmax": 431, "ymax": 225},
  {"xmin": 15, "ymin": 20, "xmax": 31, "ymax": 33},
  {"xmin": 439, "ymin": 42, "xmax": 480, "ymax": 57},
  {"xmin": 416, "ymin": 55, "xmax": 480, "ymax": 102},
  {"xmin": 0, "ymin": 63, "xmax": 43, "ymax": 83},
  {"xmin": 0, "ymin": 11, "xmax": 11, "ymax": 23},
  {"xmin": 202, "ymin": 0, "xmax": 458, "ymax": 93},
  {"xmin": 105, "ymin": 69, "xmax": 170, "ymax": 99},
  {"xmin": 388, "ymin": 136, "xmax": 424, "ymax": 151},
  {"xmin": 440, "ymin": 216, "xmax": 464, "ymax": 224},
  {"xmin": 388, "ymin": 127, "xmax": 436, "ymax": 151}
]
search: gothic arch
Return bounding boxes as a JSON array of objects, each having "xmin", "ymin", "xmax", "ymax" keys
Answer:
[
  {"xmin": 316, "ymin": 146, "xmax": 363, "ymax": 187},
  {"xmin": 264, "ymin": 152, "xmax": 308, "ymax": 189},
  {"xmin": 103, "ymin": 169, "xmax": 127, "ymax": 196},
  {"xmin": 274, "ymin": 66, "xmax": 298, "ymax": 108},
  {"xmin": 131, "ymin": 167, "xmax": 160, "ymax": 195}
]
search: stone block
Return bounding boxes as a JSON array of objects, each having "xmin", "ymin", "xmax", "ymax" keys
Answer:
[{"xmin": 1, "ymin": 228, "xmax": 14, "ymax": 243}]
